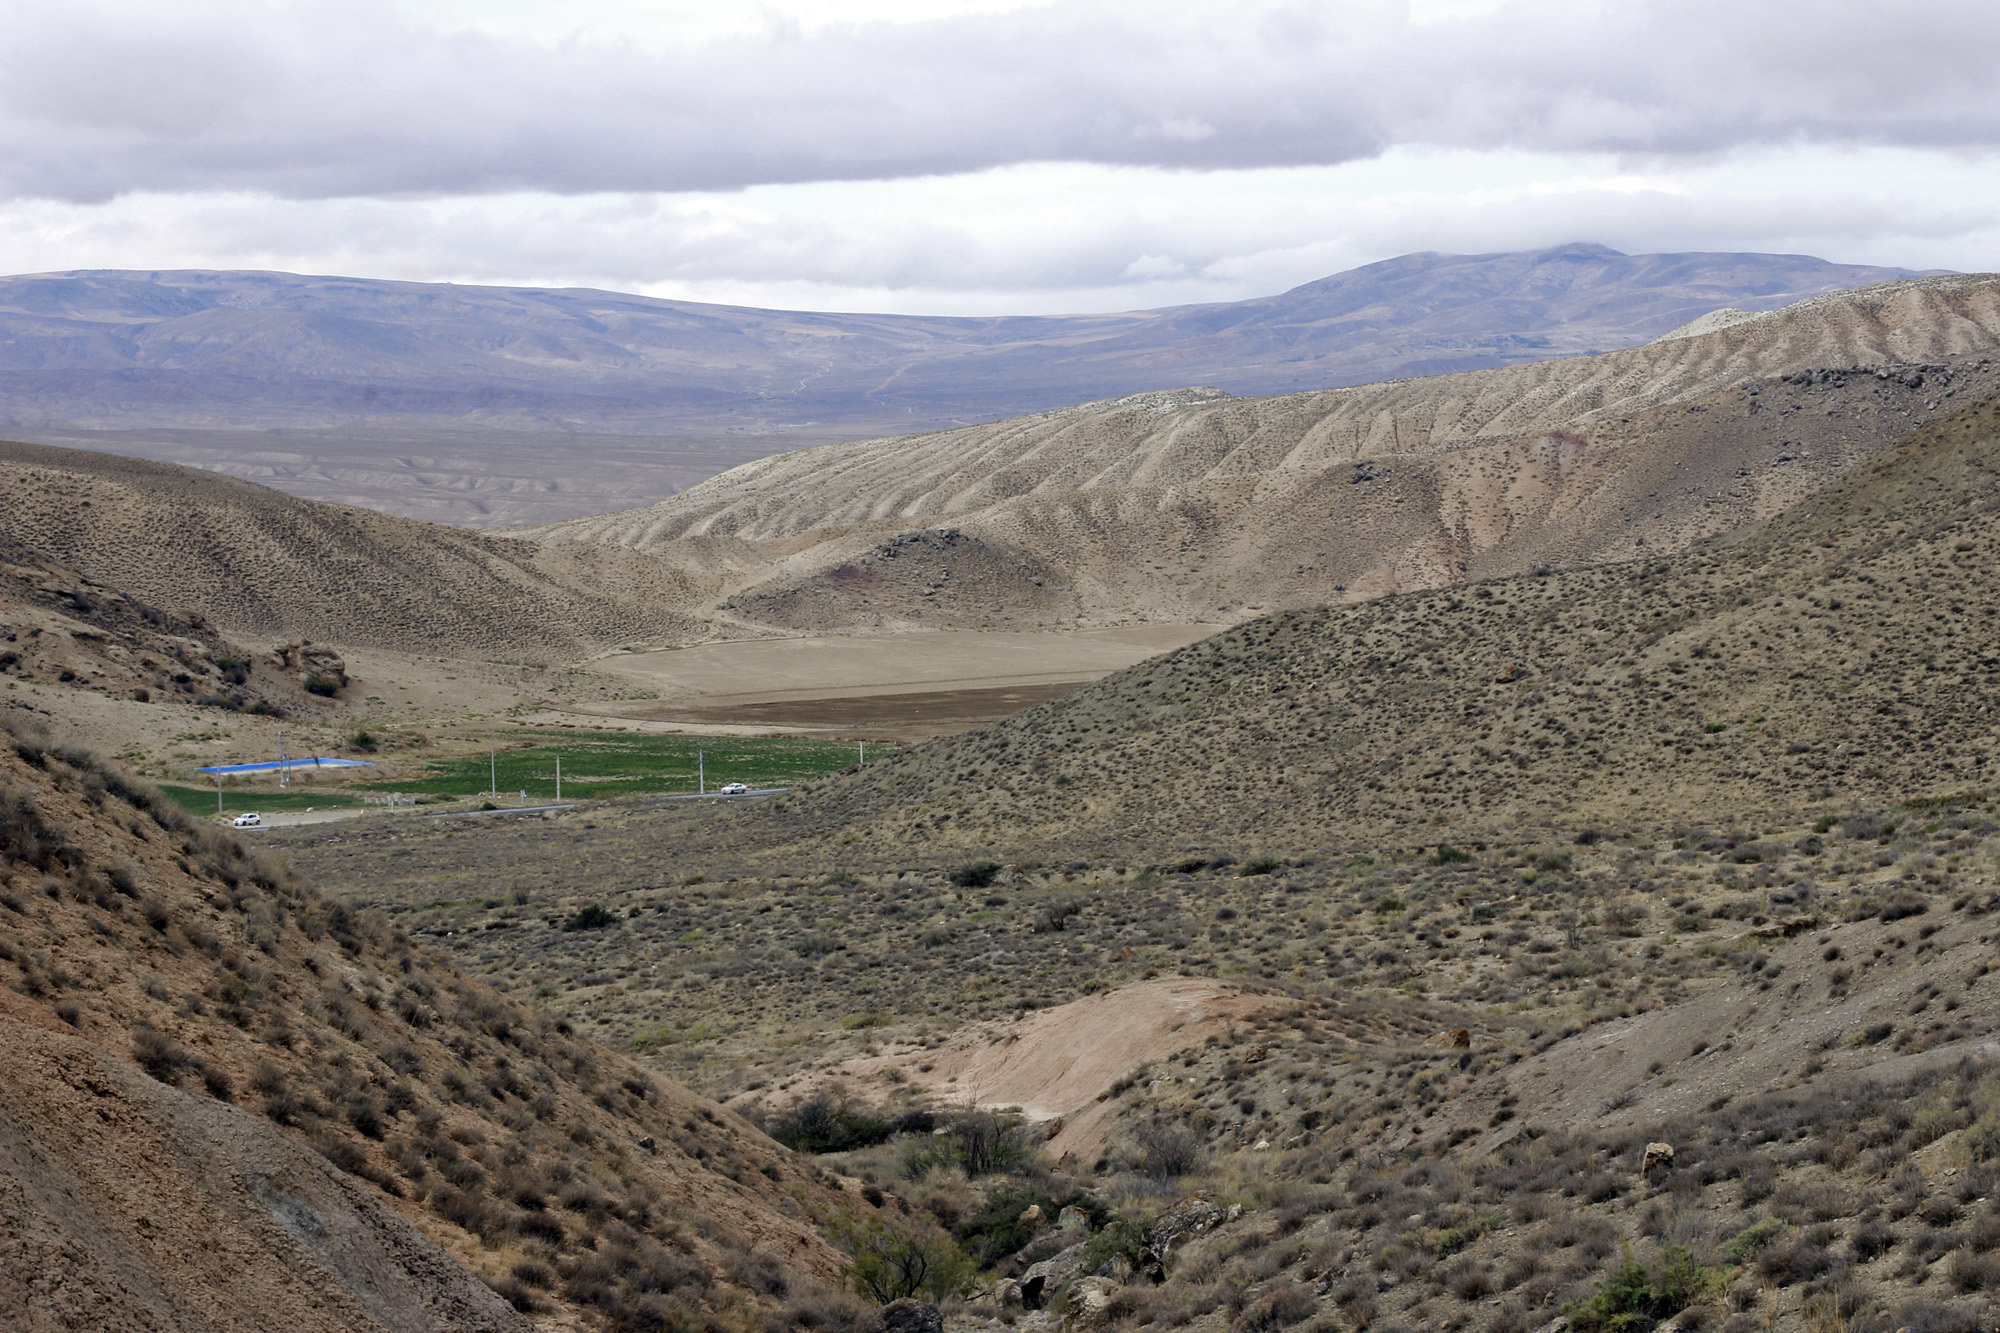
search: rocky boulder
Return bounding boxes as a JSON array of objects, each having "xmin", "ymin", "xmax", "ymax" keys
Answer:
[
  {"xmin": 1142, "ymin": 1193, "xmax": 1225, "ymax": 1279},
  {"xmin": 1062, "ymin": 1276, "xmax": 1119, "ymax": 1332},
  {"xmin": 878, "ymin": 1299, "xmax": 943, "ymax": 1333},
  {"xmin": 1020, "ymin": 1241, "xmax": 1087, "ymax": 1310}
]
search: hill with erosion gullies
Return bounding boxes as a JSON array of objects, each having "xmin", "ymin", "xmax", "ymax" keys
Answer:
[
  {"xmin": 3, "ymin": 274, "xmax": 1997, "ymax": 680},
  {"xmin": 0, "ymin": 715, "xmax": 860, "ymax": 1332},
  {"xmin": 0, "ymin": 440, "xmax": 708, "ymax": 661},
  {"xmin": 534, "ymin": 275, "xmax": 2000, "ymax": 635},
  {"xmin": 667, "ymin": 382, "xmax": 2000, "ymax": 861},
  {"xmin": 0, "ymin": 524, "xmax": 338, "ymax": 716}
]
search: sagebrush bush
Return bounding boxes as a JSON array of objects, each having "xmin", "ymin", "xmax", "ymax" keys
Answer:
[{"xmin": 948, "ymin": 860, "xmax": 1001, "ymax": 888}]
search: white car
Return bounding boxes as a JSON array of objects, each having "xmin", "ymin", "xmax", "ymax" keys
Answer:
[
  {"xmin": 230, "ymin": 812, "xmax": 262, "ymax": 827},
  {"xmin": 718, "ymin": 782, "xmax": 750, "ymax": 796}
]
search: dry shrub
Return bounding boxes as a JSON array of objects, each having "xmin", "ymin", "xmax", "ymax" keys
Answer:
[{"xmin": 1231, "ymin": 1282, "xmax": 1316, "ymax": 1332}]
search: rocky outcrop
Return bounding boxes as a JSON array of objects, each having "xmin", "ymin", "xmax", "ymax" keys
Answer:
[
  {"xmin": 1062, "ymin": 1276, "xmax": 1118, "ymax": 1332},
  {"xmin": 1142, "ymin": 1193, "xmax": 1225, "ymax": 1279},
  {"xmin": 269, "ymin": 640, "xmax": 348, "ymax": 683},
  {"xmin": 1020, "ymin": 1242, "xmax": 1088, "ymax": 1310},
  {"xmin": 878, "ymin": 1299, "xmax": 943, "ymax": 1333}
]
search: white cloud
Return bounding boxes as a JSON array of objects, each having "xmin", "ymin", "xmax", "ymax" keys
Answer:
[{"xmin": 1, "ymin": 1, "xmax": 1998, "ymax": 310}]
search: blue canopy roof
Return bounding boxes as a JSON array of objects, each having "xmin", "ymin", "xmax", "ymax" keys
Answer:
[{"xmin": 196, "ymin": 758, "xmax": 377, "ymax": 775}]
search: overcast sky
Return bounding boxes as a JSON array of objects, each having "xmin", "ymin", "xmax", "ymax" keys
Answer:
[{"xmin": 3, "ymin": 0, "xmax": 1997, "ymax": 313}]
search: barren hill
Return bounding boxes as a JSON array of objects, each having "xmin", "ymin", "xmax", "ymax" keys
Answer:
[
  {"xmin": 673, "ymin": 382, "xmax": 2000, "ymax": 860},
  {"xmin": 6, "ymin": 275, "xmax": 1996, "ymax": 711},
  {"xmin": 535, "ymin": 275, "xmax": 2000, "ymax": 634},
  {"xmin": 0, "ymin": 716, "xmax": 856, "ymax": 1331},
  {"xmin": 0, "ymin": 440, "xmax": 705, "ymax": 661},
  {"xmin": 0, "ymin": 528, "xmax": 329, "ymax": 715}
]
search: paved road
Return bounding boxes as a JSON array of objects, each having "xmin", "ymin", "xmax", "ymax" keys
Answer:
[{"xmin": 227, "ymin": 808, "xmax": 377, "ymax": 829}]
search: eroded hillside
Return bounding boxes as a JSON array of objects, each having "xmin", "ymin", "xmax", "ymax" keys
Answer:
[
  {"xmin": 0, "ymin": 716, "xmax": 860, "ymax": 1332},
  {"xmin": 252, "ymin": 387, "xmax": 2000, "ymax": 1333},
  {"xmin": 649, "ymin": 385, "xmax": 2000, "ymax": 859},
  {"xmin": 536, "ymin": 276, "xmax": 2000, "ymax": 636},
  {"xmin": 0, "ymin": 440, "xmax": 708, "ymax": 661},
  {"xmin": 0, "ymin": 528, "xmax": 324, "ymax": 715}
]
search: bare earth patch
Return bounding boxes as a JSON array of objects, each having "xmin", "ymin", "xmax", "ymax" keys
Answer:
[{"xmin": 747, "ymin": 978, "xmax": 1294, "ymax": 1160}]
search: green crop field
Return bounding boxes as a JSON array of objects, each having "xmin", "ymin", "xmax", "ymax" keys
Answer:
[{"xmin": 356, "ymin": 730, "xmax": 876, "ymax": 801}]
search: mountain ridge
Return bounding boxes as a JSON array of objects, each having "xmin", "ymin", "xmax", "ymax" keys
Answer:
[
  {"xmin": 532, "ymin": 274, "xmax": 2000, "ymax": 632},
  {"xmin": 7, "ymin": 274, "xmax": 1996, "ymax": 672},
  {"xmin": 1, "ymin": 246, "xmax": 1940, "ymax": 432}
]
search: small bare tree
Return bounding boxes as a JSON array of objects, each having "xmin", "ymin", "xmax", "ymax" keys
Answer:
[
  {"xmin": 946, "ymin": 1107, "xmax": 1029, "ymax": 1177},
  {"xmin": 1132, "ymin": 1117, "xmax": 1206, "ymax": 1181}
]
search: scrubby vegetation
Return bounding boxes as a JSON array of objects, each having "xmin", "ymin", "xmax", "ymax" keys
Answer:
[
  {"xmin": 19, "ymin": 391, "xmax": 2000, "ymax": 1330},
  {"xmin": 0, "ymin": 717, "xmax": 859, "ymax": 1332},
  {"xmin": 247, "ymin": 391, "xmax": 2000, "ymax": 1331},
  {"xmin": 733, "ymin": 1052, "xmax": 2000, "ymax": 1332}
]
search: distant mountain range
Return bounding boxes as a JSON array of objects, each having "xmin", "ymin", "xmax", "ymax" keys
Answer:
[
  {"xmin": 0, "ymin": 245, "xmax": 1949, "ymax": 524},
  {"xmin": 0, "ymin": 244, "xmax": 1943, "ymax": 435}
]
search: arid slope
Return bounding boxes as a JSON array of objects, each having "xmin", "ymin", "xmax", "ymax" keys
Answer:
[
  {"xmin": 534, "ymin": 275, "xmax": 2000, "ymax": 635},
  {"xmin": 0, "ymin": 718, "xmax": 854, "ymax": 1331},
  {"xmin": 668, "ymin": 385, "xmax": 2000, "ymax": 860},
  {"xmin": 0, "ymin": 440, "xmax": 707, "ymax": 661},
  {"xmin": 1, "ymin": 993, "xmax": 531, "ymax": 1333},
  {"xmin": 6, "ymin": 276, "xmax": 1997, "ymax": 678}
]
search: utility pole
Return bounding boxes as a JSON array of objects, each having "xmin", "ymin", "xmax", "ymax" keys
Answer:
[
  {"xmin": 858, "ymin": 740, "xmax": 865, "ymax": 765},
  {"xmin": 278, "ymin": 731, "xmax": 288, "ymax": 789},
  {"xmin": 216, "ymin": 767, "xmax": 223, "ymax": 815},
  {"xmin": 490, "ymin": 747, "xmax": 496, "ymax": 798},
  {"xmin": 555, "ymin": 755, "xmax": 561, "ymax": 803},
  {"xmin": 698, "ymin": 750, "xmax": 705, "ymax": 794}
]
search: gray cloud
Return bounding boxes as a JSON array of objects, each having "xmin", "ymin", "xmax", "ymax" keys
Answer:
[
  {"xmin": 6, "ymin": 142, "xmax": 1995, "ymax": 317},
  {"xmin": 3, "ymin": 0, "xmax": 1998, "ymax": 203}
]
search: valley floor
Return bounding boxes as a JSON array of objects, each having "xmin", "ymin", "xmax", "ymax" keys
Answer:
[{"xmin": 579, "ymin": 625, "xmax": 1215, "ymax": 740}]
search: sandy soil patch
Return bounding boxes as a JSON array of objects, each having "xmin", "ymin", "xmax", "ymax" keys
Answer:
[{"xmin": 752, "ymin": 977, "xmax": 1293, "ymax": 1160}]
